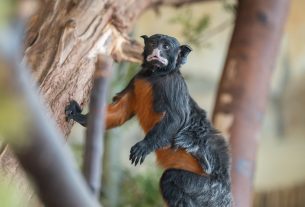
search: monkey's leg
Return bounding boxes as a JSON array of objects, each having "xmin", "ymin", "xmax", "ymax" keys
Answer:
[
  {"xmin": 160, "ymin": 169, "xmax": 197, "ymax": 207},
  {"xmin": 161, "ymin": 168, "xmax": 232, "ymax": 207},
  {"xmin": 160, "ymin": 169, "xmax": 208, "ymax": 207},
  {"xmin": 65, "ymin": 88, "xmax": 135, "ymax": 128}
]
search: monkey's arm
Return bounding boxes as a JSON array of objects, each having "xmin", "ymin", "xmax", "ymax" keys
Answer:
[
  {"xmin": 129, "ymin": 114, "xmax": 179, "ymax": 165},
  {"xmin": 65, "ymin": 89, "xmax": 135, "ymax": 129},
  {"xmin": 105, "ymin": 91, "xmax": 135, "ymax": 129}
]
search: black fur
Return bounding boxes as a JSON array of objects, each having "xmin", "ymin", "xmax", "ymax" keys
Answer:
[
  {"xmin": 65, "ymin": 34, "xmax": 233, "ymax": 207},
  {"xmin": 65, "ymin": 100, "xmax": 87, "ymax": 127}
]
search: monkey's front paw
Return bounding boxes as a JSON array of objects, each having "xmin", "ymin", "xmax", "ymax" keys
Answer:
[
  {"xmin": 65, "ymin": 100, "xmax": 82, "ymax": 121},
  {"xmin": 129, "ymin": 141, "xmax": 150, "ymax": 166}
]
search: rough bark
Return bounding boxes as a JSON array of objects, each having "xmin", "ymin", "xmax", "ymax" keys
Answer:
[{"xmin": 212, "ymin": 0, "xmax": 290, "ymax": 207}]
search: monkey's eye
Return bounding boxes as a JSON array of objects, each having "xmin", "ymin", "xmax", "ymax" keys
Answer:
[{"xmin": 163, "ymin": 44, "xmax": 170, "ymax": 50}]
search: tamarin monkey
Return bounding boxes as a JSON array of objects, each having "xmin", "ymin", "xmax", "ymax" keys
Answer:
[{"xmin": 65, "ymin": 34, "xmax": 233, "ymax": 207}]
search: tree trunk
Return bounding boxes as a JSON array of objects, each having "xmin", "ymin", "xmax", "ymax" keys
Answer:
[
  {"xmin": 212, "ymin": 0, "xmax": 290, "ymax": 207},
  {"xmin": 1, "ymin": 0, "xmax": 212, "ymax": 205}
]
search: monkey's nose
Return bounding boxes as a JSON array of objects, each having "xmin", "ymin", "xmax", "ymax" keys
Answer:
[{"xmin": 152, "ymin": 48, "xmax": 161, "ymax": 56}]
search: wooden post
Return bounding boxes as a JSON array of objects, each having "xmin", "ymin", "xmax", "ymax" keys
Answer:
[{"xmin": 212, "ymin": 0, "xmax": 290, "ymax": 206}]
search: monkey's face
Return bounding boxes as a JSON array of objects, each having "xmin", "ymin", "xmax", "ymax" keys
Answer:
[{"xmin": 141, "ymin": 34, "xmax": 192, "ymax": 73}]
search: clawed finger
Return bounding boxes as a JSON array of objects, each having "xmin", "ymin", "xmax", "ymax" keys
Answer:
[{"xmin": 129, "ymin": 145, "xmax": 147, "ymax": 166}]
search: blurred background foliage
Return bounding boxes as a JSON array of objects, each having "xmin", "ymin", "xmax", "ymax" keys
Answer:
[
  {"xmin": 114, "ymin": 169, "xmax": 162, "ymax": 207},
  {"xmin": 0, "ymin": 1, "xmax": 17, "ymax": 27},
  {"xmin": 169, "ymin": 8, "xmax": 211, "ymax": 47},
  {"xmin": 169, "ymin": 0, "xmax": 235, "ymax": 47}
]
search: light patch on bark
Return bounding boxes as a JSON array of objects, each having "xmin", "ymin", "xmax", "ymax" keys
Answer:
[
  {"xmin": 220, "ymin": 93, "xmax": 233, "ymax": 104},
  {"xmin": 227, "ymin": 59, "xmax": 237, "ymax": 82},
  {"xmin": 87, "ymin": 27, "xmax": 113, "ymax": 59},
  {"xmin": 214, "ymin": 113, "xmax": 234, "ymax": 140},
  {"xmin": 111, "ymin": 27, "xmax": 143, "ymax": 63},
  {"xmin": 58, "ymin": 20, "xmax": 77, "ymax": 66}
]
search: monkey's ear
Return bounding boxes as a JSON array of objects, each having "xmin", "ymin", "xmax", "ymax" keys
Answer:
[
  {"xmin": 178, "ymin": 45, "xmax": 192, "ymax": 65},
  {"xmin": 140, "ymin": 35, "xmax": 149, "ymax": 43}
]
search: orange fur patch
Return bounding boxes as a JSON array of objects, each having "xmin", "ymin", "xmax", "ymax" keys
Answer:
[
  {"xmin": 134, "ymin": 79, "xmax": 164, "ymax": 133},
  {"xmin": 106, "ymin": 92, "xmax": 134, "ymax": 129},
  {"xmin": 156, "ymin": 148, "xmax": 203, "ymax": 175}
]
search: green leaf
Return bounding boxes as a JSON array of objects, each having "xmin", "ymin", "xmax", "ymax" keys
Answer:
[{"xmin": 195, "ymin": 16, "xmax": 210, "ymax": 34}]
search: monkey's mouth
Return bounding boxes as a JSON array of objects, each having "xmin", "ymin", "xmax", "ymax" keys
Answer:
[{"xmin": 146, "ymin": 56, "xmax": 168, "ymax": 66}]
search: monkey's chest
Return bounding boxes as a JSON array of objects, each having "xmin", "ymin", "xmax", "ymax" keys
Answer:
[
  {"xmin": 133, "ymin": 79, "xmax": 164, "ymax": 133},
  {"xmin": 133, "ymin": 79, "xmax": 203, "ymax": 175}
]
